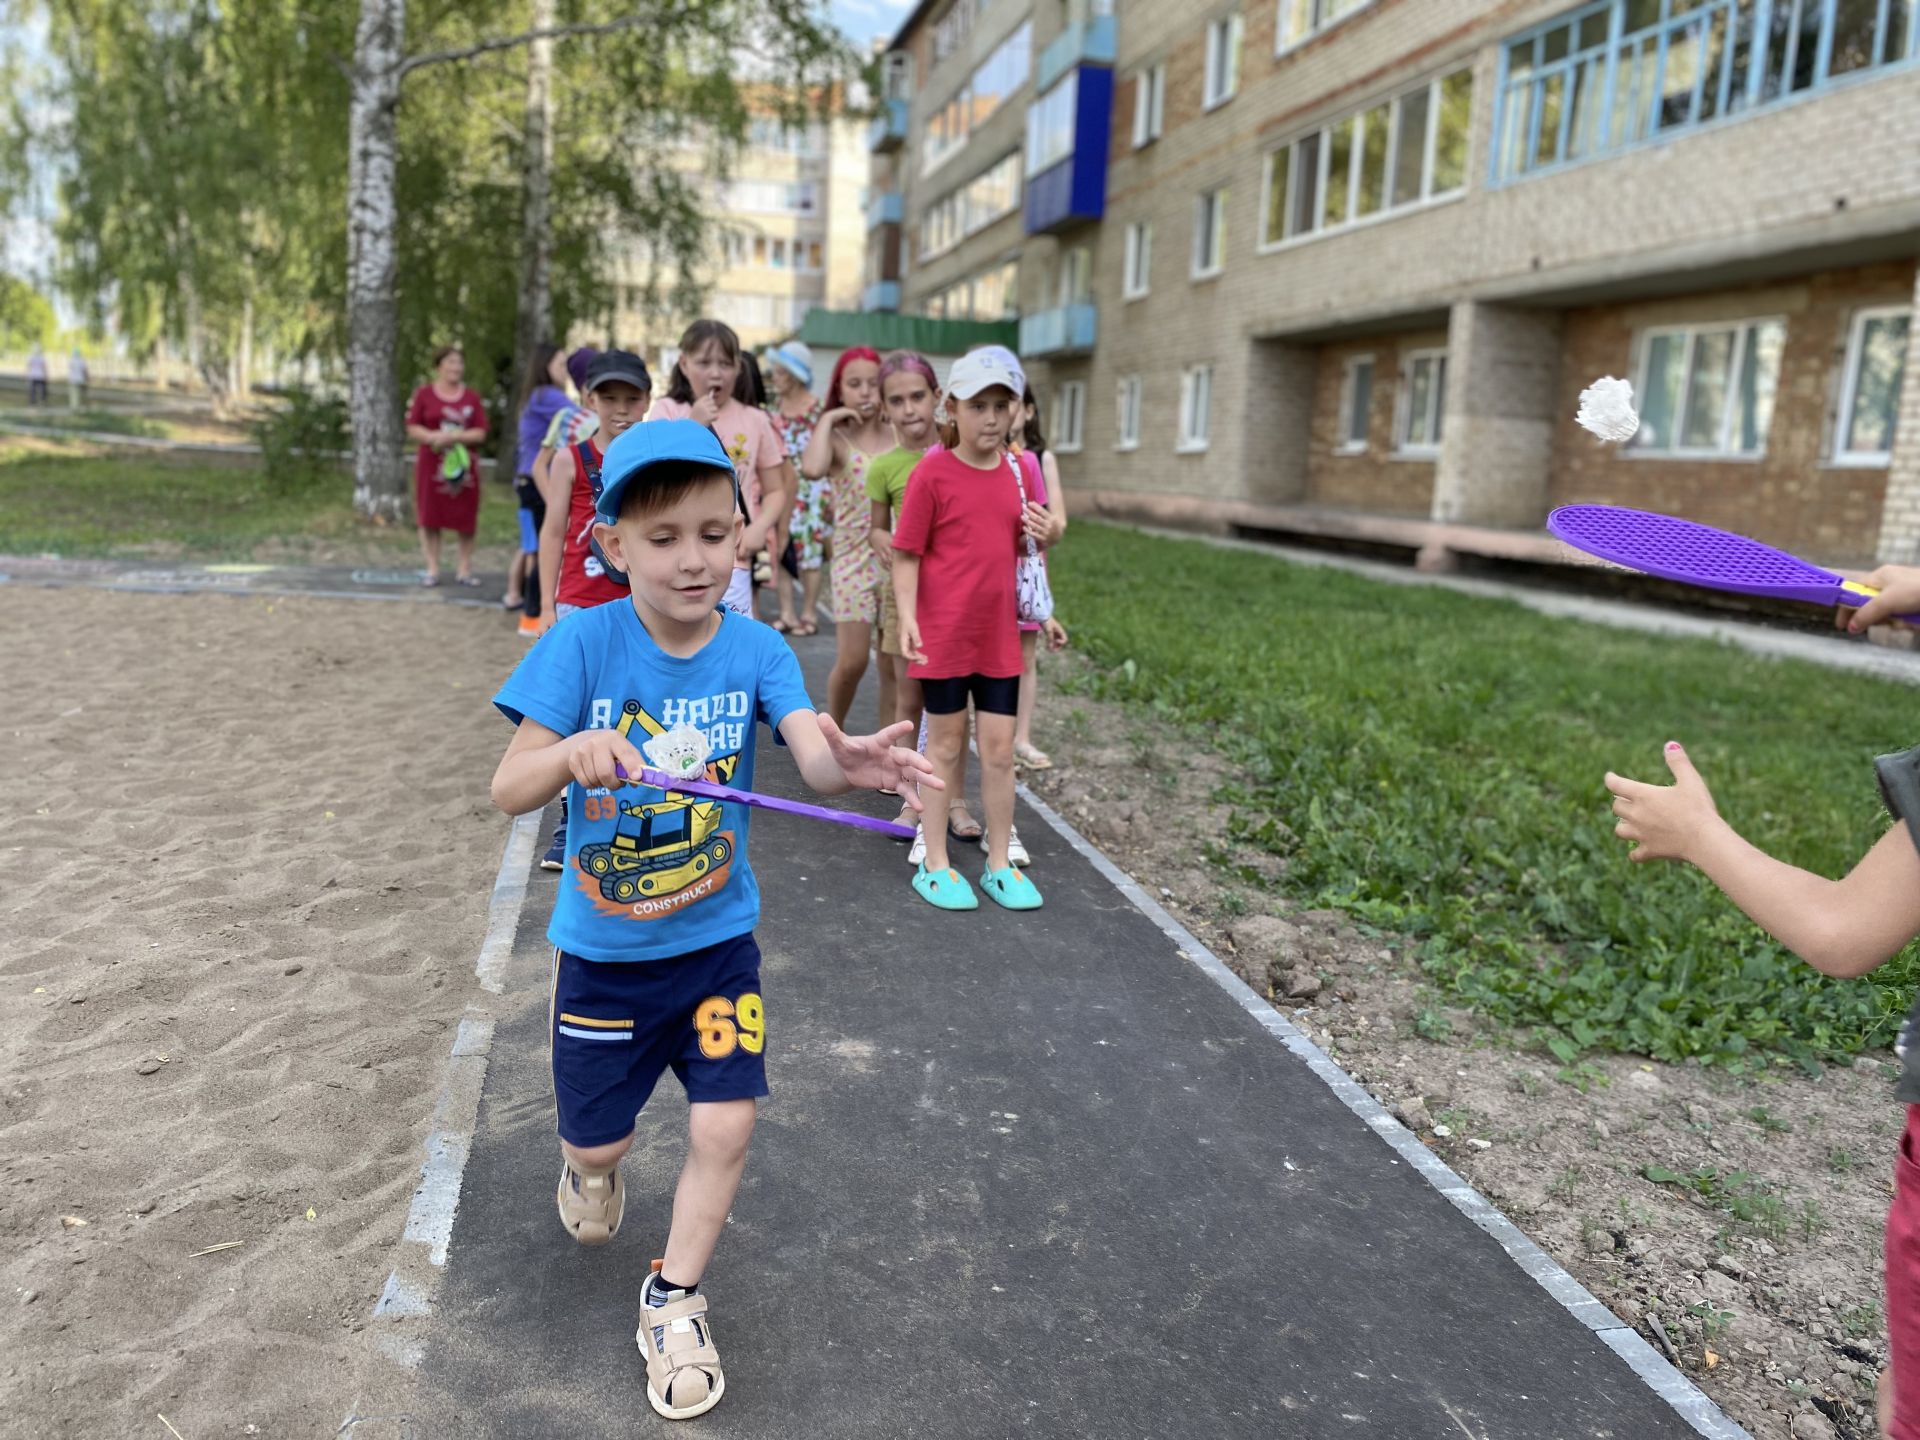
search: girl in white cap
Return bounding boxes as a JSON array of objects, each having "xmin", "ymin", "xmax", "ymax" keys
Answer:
[{"xmin": 892, "ymin": 347, "xmax": 1055, "ymax": 912}]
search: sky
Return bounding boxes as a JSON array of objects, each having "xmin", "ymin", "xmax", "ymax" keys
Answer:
[{"xmin": 831, "ymin": 0, "xmax": 915, "ymax": 50}]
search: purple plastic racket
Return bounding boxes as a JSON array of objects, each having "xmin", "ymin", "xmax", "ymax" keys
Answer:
[
  {"xmin": 1546, "ymin": 504, "xmax": 1919, "ymax": 621},
  {"xmin": 612, "ymin": 763, "xmax": 916, "ymax": 840}
]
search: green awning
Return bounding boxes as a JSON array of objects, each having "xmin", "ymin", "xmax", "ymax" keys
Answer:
[{"xmin": 794, "ymin": 309, "xmax": 1018, "ymax": 354}]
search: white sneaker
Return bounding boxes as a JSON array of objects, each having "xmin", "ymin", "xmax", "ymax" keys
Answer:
[
  {"xmin": 908, "ymin": 826, "xmax": 926, "ymax": 866},
  {"xmin": 980, "ymin": 827, "xmax": 1030, "ymax": 867}
]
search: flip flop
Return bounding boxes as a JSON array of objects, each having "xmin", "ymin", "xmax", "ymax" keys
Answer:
[
  {"xmin": 421, "ymin": 574, "xmax": 441, "ymax": 588},
  {"xmin": 455, "ymin": 575, "xmax": 483, "ymax": 588},
  {"xmin": 947, "ymin": 804, "xmax": 983, "ymax": 842},
  {"xmin": 911, "ymin": 864, "xmax": 978, "ymax": 911},
  {"xmin": 770, "ymin": 618, "xmax": 795, "ymax": 634},
  {"xmin": 980, "ymin": 865, "xmax": 1043, "ymax": 911}
]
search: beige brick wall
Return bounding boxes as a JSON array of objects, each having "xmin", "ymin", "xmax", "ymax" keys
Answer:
[{"xmin": 1432, "ymin": 301, "xmax": 1564, "ymax": 527}]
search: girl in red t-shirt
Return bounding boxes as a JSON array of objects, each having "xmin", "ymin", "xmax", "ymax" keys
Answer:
[{"xmin": 892, "ymin": 349, "xmax": 1055, "ymax": 914}]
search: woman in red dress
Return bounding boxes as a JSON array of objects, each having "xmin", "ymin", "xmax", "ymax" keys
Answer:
[{"xmin": 404, "ymin": 345, "xmax": 490, "ymax": 586}]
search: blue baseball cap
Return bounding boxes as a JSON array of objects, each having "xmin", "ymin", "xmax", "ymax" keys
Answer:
[{"xmin": 596, "ymin": 419, "xmax": 738, "ymax": 523}]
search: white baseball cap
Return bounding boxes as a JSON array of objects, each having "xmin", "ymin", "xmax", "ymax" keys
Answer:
[{"xmin": 946, "ymin": 347, "xmax": 1025, "ymax": 400}]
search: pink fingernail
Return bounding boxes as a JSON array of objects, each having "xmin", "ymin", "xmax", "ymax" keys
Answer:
[{"xmin": 1666, "ymin": 741, "xmax": 1682, "ymax": 751}]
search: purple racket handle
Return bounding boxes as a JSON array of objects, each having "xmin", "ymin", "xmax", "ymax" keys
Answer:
[{"xmin": 612, "ymin": 763, "xmax": 916, "ymax": 840}]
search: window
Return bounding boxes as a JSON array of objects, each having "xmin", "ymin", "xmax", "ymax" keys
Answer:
[
  {"xmin": 1056, "ymin": 245, "xmax": 1092, "ymax": 307},
  {"xmin": 1633, "ymin": 319, "xmax": 1785, "ymax": 457},
  {"xmin": 924, "ymin": 21, "xmax": 1033, "ymax": 175},
  {"xmin": 1123, "ymin": 221, "xmax": 1153, "ymax": 299},
  {"xmin": 1835, "ymin": 306, "xmax": 1910, "ymax": 464},
  {"xmin": 1495, "ymin": 0, "xmax": 1920, "ymax": 184},
  {"xmin": 934, "ymin": 0, "xmax": 981, "ymax": 63},
  {"xmin": 720, "ymin": 179, "xmax": 820, "ymax": 215},
  {"xmin": 1277, "ymin": 0, "xmax": 1374, "ymax": 52},
  {"xmin": 1260, "ymin": 68, "xmax": 1473, "ymax": 248},
  {"xmin": 1339, "ymin": 356, "xmax": 1374, "ymax": 452},
  {"xmin": 1192, "ymin": 187, "xmax": 1228, "ymax": 279},
  {"xmin": 1204, "ymin": 14, "xmax": 1245, "ymax": 109},
  {"xmin": 1027, "ymin": 71, "xmax": 1079, "ymax": 175},
  {"xmin": 799, "ymin": 240, "xmax": 825, "ymax": 274},
  {"xmin": 883, "ymin": 51, "xmax": 914, "ymax": 103},
  {"xmin": 1132, "ymin": 63, "xmax": 1166, "ymax": 146},
  {"xmin": 770, "ymin": 238, "xmax": 789, "ymax": 269},
  {"xmin": 924, "ymin": 259, "xmax": 1020, "ymax": 322},
  {"xmin": 1055, "ymin": 382, "xmax": 1087, "ymax": 452},
  {"xmin": 1178, "ymin": 366, "xmax": 1214, "ymax": 451},
  {"xmin": 919, "ymin": 152, "xmax": 1024, "ymax": 260},
  {"xmin": 1396, "ymin": 350, "xmax": 1448, "ymax": 455},
  {"xmin": 1117, "ymin": 375, "xmax": 1143, "ymax": 449}
]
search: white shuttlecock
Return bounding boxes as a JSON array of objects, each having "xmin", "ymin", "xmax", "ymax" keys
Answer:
[
  {"xmin": 642, "ymin": 723, "xmax": 712, "ymax": 781},
  {"xmin": 1576, "ymin": 377, "xmax": 1639, "ymax": 443}
]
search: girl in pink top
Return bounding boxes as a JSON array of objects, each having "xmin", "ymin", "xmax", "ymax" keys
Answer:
[{"xmin": 647, "ymin": 320, "xmax": 789, "ymax": 618}]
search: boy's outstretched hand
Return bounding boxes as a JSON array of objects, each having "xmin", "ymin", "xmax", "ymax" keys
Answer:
[
  {"xmin": 1604, "ymin": 741, "xmax": 1723, "ymax": 864},
  {"xmin": 1846, "ymin": 564, "xmax": 1920, "ymax": 630},
  {"xmin": 816, "ymin": 715, "xmax": 943, "ymax": 811}
]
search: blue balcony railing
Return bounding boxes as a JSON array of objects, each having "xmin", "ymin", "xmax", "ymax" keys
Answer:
[
  {"xmin": 862, "ymin": 280, "xmax": 902, "ymax": 313},
  {"xmin": 1018, "ymin": 303, "xmax": 1097, "ymax": 357},
  {"xmin": 868, "ymin": 99, "xmax": 909, "ymax": 152},
  {"xmin": 1037, "ymin": 14, "xmax": 1117, "ymax": 93},
  {"xmin": 866, "ymin": 191, "xmax": 904, "ymax": 230}
]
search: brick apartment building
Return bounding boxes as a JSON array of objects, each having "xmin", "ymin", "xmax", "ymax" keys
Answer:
[
  {"xmin": 610, "ymin": 102, "xmax": 868, "ymax": 375},
  {"xmin": 866, "ymin": 0, "xmax": 1920, "ymax": 566}
]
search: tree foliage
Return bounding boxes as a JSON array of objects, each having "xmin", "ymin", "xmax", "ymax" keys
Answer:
[
  {"xmin": 16, "ymin": 0, "xmax": 853, "ymax": 413},
  {"xmin": 0, "ymin": 272, "xmax": 56, "ymax": 349}
]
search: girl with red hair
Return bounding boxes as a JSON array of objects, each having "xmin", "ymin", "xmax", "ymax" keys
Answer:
[{"xmin": 802, "ymin": 346, "xmax": 895, "ymax": 728}]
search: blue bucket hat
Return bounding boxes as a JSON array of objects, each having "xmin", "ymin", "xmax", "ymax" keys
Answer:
[
  {"xmin": 596, "ymin": 419, "xmax": 738, "ymax": 523},
  {"xmin": 764, "ymin": 340, "xmax": 814, "ymax": 389}
]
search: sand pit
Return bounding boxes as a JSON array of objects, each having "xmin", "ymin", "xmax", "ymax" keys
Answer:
[{"xmin": 0, "ymin": 585, "xmax": 529, "ymax": 1435}]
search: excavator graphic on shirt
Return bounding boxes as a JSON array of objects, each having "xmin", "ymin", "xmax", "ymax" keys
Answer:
[{"xmin": 575, "ymin": 699, "xmax": 740, "ymax": 905}]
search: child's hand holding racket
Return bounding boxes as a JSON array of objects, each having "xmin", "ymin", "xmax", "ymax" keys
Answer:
[
  {"xmin": 1604, "ymin": 742, "xmax": 1725, "ymax": 864},
  {"xmin": 570, "ymin": 729, "xmax": 646, "ymax": 792},
  {"xmin": 1846, "ymin": 566, "xmax": 1920, "ymax": 631},
  {"xmin": 816, "ymin": 715, "xmax": 943, "ymax": 810}
]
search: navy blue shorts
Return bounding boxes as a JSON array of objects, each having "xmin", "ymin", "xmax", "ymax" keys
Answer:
[{"xmin": 550, "ymin": 933, "xmax": 768, "ymax": 1148}]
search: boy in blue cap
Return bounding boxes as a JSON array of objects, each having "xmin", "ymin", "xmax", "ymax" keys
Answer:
[{"xmin": 491, "ymin": 418, "xmax": 937, "ymax": 1420}]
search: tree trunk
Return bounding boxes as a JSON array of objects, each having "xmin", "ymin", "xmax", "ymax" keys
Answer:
[
  {"xmin": 235, "ymin": 293, "xmax": 254, "ymax": 401},
  {"xmin": 511, "ymin": 0, "xmax": 556, "ymax": 431},
  {"xmin": 347, "ymin": 0, "xmax": 408, "ymax": 523}
]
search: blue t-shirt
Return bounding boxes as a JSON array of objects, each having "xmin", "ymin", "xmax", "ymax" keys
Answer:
[{"xmin": 494, "ymin": 602, "xmax": 814, "ymax": 962}]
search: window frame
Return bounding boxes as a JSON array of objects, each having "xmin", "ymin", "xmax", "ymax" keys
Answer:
[
  {"xmin": 1116, "ymin": 374, "xmax": 1143, "ymax": 450},
  {"xmin": 1491, "ymin": 0, "xmax": 1920, "ymax": 188},
  {"xmin": 1629, "ymin": 317, "xmax": 1786, "ymax": 460},
  {"xmin": 1256, "ymin": 67, "xmax": 1471, "ymax": 252},
  {"xmin": 1276, "ymin": 0, "xmax": 1377, "ymax": 55},
  {"xmin": 1204, "ymin": 13, "xmax": 1245, "ymax": 110},
  {"xmin": 1337, "ymin": 354, "xmax": 1375, "ymax": 454},
  {"xmin": 1132, "ymin": 62, "xmax": 1167, "ymax": 147},
  {"xmin": 1191, "ymin": 187, "xmax": 1228, "ymax": 281},
  {"xmin": 1394, "ymin": 348, "xmax": 1448, "ymax": 458},
  {"xmin": 1122, "ymin": 221, "xmax": 1153, "ymax": 300},
  {"xmin": 1177, "ymin": 365, "xmax": 1215, "ymax": 453},
  {"xmin": 1055, "ymin": 381, "xmax": 1087, "ymax": 453},
  {"xmin": 1833, "ymin": 304, "xmax": 1911, "ymax": 467}
]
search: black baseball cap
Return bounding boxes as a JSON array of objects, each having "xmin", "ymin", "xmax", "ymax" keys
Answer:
[{"xmin": 584, "ymin": 349, "xmax": 652, "ymax": 395}]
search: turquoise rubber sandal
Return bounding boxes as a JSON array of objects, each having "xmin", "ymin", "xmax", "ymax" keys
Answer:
[
  {"xmin": 980, "ymin": 865, "xmax": 1043, "ymax": 912},
  {"xmin": 912, "ymin": 864, "xmax": 979, "ymax": 911}
]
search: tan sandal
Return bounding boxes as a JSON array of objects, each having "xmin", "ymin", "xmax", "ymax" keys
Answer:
[
  {"xmin": 638, "ymin": 1263, "xmax": 726, "ymax": 1420},
  {"xmin": 1014, "ymin": 741, "xmax": 1052, "ymax": 770},
  {"xmin": 555, "ymin": 1157, "xmax": 623, "ymax": 1245}
]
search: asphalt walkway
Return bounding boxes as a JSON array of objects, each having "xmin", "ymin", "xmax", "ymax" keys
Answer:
[{"xmin": 405, "ymin": 633, "xmax": 1742, "ymax": 1440}]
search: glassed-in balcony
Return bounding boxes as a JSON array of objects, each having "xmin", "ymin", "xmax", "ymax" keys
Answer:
[
  {"xmin": 1037, "ymin": 13, "xmax": 1116, "ymax": 93},
  {"xmin": 867, "ymin": 192, "xmax": 904, "ymax": 230},
  {"xmin": 862, "ymin": 280, "xmax": 902, "ymax": 312},
  {"xmin": 1019, "ymin": 303, "xmax": 1096, "ymax": 357},
  {"xmin": 868, "ymin": 99, "xmax": 909, "ymax": 152}
]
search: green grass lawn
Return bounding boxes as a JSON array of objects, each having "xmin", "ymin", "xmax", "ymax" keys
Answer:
[
  {"xmin": 0, "ymin": 438, "xmax": 519, "ymax": 559},
  {"xmin": 1051, "ymin": 522, "xmax": 1919, "ymax": 1067}
]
